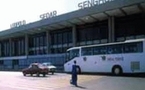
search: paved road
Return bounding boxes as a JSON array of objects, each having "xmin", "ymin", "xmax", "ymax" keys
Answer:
[{"xmin": 0, "ymin": 71, "xmax": 145, "ymax": 90}]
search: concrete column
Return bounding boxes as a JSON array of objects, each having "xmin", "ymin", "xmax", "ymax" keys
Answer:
[
  {"xmin": 46, "ymin": 31, "xmax": 51, "ymax": 54},
  {"xmin": 25, "ymin": 34, "xmax": 28, "ymax": 56},
  {"xmin": 72, "ymin": 25, "xmax": 77, "ymax": 47},
  {"xmin": 108, "ymin": 16, "xmax": 115, "ymax": 43},
  {"xmin": 9, "ymin": 38, "xmax": 12, "ymax": 56}
]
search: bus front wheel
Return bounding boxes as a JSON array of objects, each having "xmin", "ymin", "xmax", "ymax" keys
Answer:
[{"xmin": 112, "ymin": 66, "xmax": 122, "ymax": 75}]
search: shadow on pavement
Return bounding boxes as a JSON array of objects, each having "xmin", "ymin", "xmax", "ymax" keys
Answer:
[
  {"xmin": 71, "ymin": 85, "xmax": 87, "ymax": 89},
  {"xmin": 76, "ymin": 85, "xmax": 87, "ymax": 89},
  {"xmin": 23, "ymin": 75, "xmax": 49, "ymax": 78}
]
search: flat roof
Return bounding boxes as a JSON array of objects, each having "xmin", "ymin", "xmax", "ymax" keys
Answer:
[{"xmin": 0, "ymin": 0, "xmax": 145, "ymax": 39}]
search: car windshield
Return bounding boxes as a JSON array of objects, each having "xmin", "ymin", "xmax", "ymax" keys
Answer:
[
  {"xmin": 38, "ymin": 64, "xmax": 46, "ymax": 68},
  {"xmin": 43, "ymin": 63, "xmax": 52, "ymax": 66},
  {"xmin": 29, "ymin": 63, "xmax": 45, "ymax": 68}
]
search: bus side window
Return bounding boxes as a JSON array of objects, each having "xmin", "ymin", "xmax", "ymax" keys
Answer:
[
  {"xmin": 137, "ymin": 42, "xmax": 143, "ymax": 52},
  {"xmin": 124, "ymin": 43, "xmax": 131, "ymax": 53},
  {"xmin": 82, "ymin": 47, "xmax": 93, "ymax": 56},
  {"xmin": 93, "ymin": 47, "xmax": 99, "ymax": 55},
  {"xmin": 107, "ymin": 44, "xmax": 123, "ymax": 54},
  {"xmin": 115, "ymin": 44, "xmax": 123, "ymax": 54},
  {"xmin": 82, "ymin": 48, "xmax": 86, "ymax": 56},
  {"xmin": 100, "ymin": 46, "xmax": 107, "ymax": 54},
  {"xmin": 93, "ymin": 46, "xmax": 106, "ymax": 55},
  {"xmin": 123, "ymin": 42, "xmax": 139, "ymax": 53},
  {"xmin": 107, "ymin": 46, "xmax": 113, "ymax": 54}
]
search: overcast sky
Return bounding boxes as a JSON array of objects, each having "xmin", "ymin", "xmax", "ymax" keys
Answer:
[{"xmin": 0, "ymin": 0, "xmax": 84, "ymax": 31}]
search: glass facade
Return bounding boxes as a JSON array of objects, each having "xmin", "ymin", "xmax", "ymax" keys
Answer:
[
  {"xmin": 0, "ymin": 14, "xmax": 144, "ymax": 57},
  {"xmin": 29, "ymin": 32, "xmax": 46, "ymax": 55},
  {"xmin": 0, "ymin": 40, "xmax": 10, "ymax": 57},
  {"xmin": 50, "ymin": 28, "xmax": 72, "ymax": 54},
  {"xmin": 115, "ymin": 13, "xmax": 145, "ymax": 41},
  {"xmin": 11, "ymin": 37, "xmax": 25, "ymax": 56},
  {"xmin": 77, "ymin": 20, "xmax": 108, "ymax": 46}
]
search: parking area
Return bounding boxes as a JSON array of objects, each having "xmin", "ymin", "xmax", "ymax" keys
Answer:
[{"xmin": 0, "ymin": 71, "xmax": 145, "ymax": 90}]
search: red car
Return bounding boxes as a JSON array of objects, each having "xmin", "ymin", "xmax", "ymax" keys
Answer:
[{"xmin": 22, "ymin": 63, "xmax": 49, "ymax": 77}]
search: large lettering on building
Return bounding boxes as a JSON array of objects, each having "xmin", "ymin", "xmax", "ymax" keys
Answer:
[
  {"xmin": 10, "ymin": 20, "xmax": 26, "ymax": 28},
  {"xmin": 78, "ymin": 0, "xmax": 114, "ymax": 9},
  {"xmin": 40, "ymin": 10, "xmax": 57, "ymax": 20}
]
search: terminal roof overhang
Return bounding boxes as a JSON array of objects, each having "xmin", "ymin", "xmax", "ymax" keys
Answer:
[{"xmin": 0, "ymin": 0, "xmax": 145, "ymax": 39}]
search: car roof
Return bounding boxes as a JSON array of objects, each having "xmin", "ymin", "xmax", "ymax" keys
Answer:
[
  {"xmin": 31, "ymin": 63, "xmax": 39, "ymax": 65},
  {"xmin": 42, "ymin": 62, "xmax": 52, "ymax": 64}
]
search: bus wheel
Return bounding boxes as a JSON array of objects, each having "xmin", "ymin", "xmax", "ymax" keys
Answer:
[{"xmin": 112, "ymin": 66, "xmax": 122, "ymax": 75}]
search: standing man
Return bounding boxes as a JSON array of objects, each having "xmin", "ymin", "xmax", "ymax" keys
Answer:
[{"xmin": 70, "ymin": 60, "xmax": 78, "ymax": 86}]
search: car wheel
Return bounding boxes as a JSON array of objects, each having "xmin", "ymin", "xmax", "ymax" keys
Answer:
[
  {"xmin": 43, "ymin": 73, "xmax": 46, "ymax": 77},
  {"xmin": 52, "ymin": 72, "xmax": 54, "ymax": 75},
  {"xmin": 23, "ymin": 73, "xmax": 26, "ymax": 76}
]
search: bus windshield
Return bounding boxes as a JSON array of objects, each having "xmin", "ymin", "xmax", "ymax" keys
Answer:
[{"xmin": 66, "ymin": 49, "xmax": 79, "ymax": 61}]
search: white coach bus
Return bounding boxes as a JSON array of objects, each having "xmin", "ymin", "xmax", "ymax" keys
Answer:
[{"xmin": 64, "ymin": 39, "xmax": 145, "ymax": 75}]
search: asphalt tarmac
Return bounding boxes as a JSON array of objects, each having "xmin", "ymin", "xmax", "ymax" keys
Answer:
[{"xmin": 0, "ymin": 71, "xmax": 145, "ymax": 90}]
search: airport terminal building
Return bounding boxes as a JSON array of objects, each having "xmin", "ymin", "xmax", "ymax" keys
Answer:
[{"xmin": 0, "ymin": 0, "xmax": 145, "ymax": 71}]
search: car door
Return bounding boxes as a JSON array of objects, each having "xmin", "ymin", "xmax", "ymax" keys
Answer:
[{"xmin": 31, "ymin": 65, "xmax": 39, "ymax": 74}]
